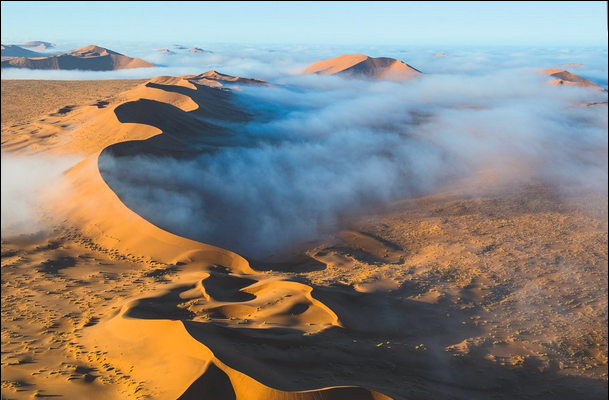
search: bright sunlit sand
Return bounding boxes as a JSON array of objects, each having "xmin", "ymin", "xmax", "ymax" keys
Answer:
[{"xmin": 1, "ymin": 2, "xmax": 608, "ymax": 399}]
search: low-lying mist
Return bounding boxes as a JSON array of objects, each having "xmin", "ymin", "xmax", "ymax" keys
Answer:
[
  {"xmin": 99, "ymin": 68, "xmax": 608, "ymax": 258},
  {"xmin": 1, "ymin": 154, "xmax": 79, "ymax": 236}
]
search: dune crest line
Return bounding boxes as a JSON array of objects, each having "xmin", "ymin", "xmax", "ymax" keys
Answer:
[{"xmin": 49, "ymin": 74, "xmax": 394, "ymax": 399}]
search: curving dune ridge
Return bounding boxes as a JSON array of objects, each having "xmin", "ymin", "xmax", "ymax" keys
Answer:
[{"xmin": 31, "ymin": 73, "xmax": 396, "ymax": 399}]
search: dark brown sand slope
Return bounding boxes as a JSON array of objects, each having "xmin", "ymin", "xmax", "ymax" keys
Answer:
[{"xmin": 1, "ymin": 77, "xmax": 608, "ymax": 400}]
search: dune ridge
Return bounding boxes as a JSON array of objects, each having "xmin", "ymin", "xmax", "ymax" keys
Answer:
[
  {"xmin": 19, "ymin": 74, "xmax": 395, "ymax": 399},
  {"xmin": 543, "ymin": 68, "xmax": 605, "ymax": 91},
  {"xmin": 304, "ymin": 54, "xmax": 421, "ymax": 81},
  {"xmin": 1, "ymin": 45, "xmax": 154, "ymax": 70},
  {"xmin": 1, "ymin": 44, "xmax": 43, "ymax": 58}
]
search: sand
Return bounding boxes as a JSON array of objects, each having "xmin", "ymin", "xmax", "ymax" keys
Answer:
[
  {"xmin": 1, "ymin": 45, "xmax": 154, "ymax": 71},
  {"xmin": 1, "ymin": 73, "xmax": 607, "ymax": 400},
  {"xmin": 304, "ymin": 54, "xmax": 422, "ymax": 81},
  {"xmin": 543, "ymin": 68, "xmax": 605, "ymax": 91},
  {"xmin": 1, "ymin": 79, "xmax": 145, "ymax": 128}
]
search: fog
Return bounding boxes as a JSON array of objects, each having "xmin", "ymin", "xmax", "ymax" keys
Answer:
[
  {"xmin": 97, "ymin": 62, "xmax": 608, "ymax": 258},
  {"xmin": 1, "ymin": 45, "xmax": 606, "ymax": 254},
  {"xmin": 1, "ymin": 155, "xmax": 79, "ymax": 236}
]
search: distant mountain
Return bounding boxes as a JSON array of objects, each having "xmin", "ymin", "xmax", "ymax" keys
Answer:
[
  {"xmin": 304, "ymin": 54, "xmax": 421, "ymax": 81},
  {"xmin": 1, "ymin": 45, "xmax": 154, "ymax": 70}
]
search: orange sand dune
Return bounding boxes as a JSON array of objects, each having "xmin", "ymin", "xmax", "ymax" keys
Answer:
[
  {"xmin": 6, "ymin": 74, "xmax": 395, "ymax": 399},
  {"xmin": 1, "ymin": 72, "xmax": 254, "ymax": 154},
  {"xmin": 304, "ymin": 54, "xmax": 421, "ymax": 81},
  {"xmin": 543, "ymin": 68, "xmax": 605, "ymax": 91},
  {"xmin": 186, "ymin": 70, "xmax": 270, "ymax": 87},
  {"xmin": 1, "ymin": 45, "xmax": 154, "ymax": 70}
]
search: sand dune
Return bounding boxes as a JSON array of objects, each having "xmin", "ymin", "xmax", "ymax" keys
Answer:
[
  {"xmin": 156, "ymin": 48, "xmax": 176, "ymax": 55},
  {"xmin": 20, "ymin": 40, "xmax": 56, "ymax": 50},
  {"xmin": 1, "ymin": 44, "xmax": 43, "ymax": 58},
  {"xmin": 55, "ymin": 76, "xmax": 393, "ymax": 398},
  {"xmin": 186, "ymin": 70, "xmax": 269, "ymax": 87},
  {"xmin": 304, "ymin": 54, "xmax": 421, "ymax": 81},
  {"xmin": 1, "ymin": 45, "xmax": 154, "ymax": 70},
  {"xmin": 189, "ymin": 47, "xmax": 207, "ymax": 53},
  {"xmin": 543, "ymin": 68, "xmax": 605, "ymax": 91}
]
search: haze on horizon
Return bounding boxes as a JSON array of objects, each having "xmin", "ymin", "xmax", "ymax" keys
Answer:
[{"xmin": 1, "ymin": 1, "xmax": 607, "ymax": 46}]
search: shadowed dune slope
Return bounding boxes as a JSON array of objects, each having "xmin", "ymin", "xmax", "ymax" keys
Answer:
[{"xmin": 1, "ymin": 44, "xmax": 43, "ymax": 58}]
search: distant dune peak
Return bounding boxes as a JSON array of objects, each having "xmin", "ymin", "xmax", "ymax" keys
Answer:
[
  {"xmin": 1, "ymin": 44, "xmax": 43, "ymax": 58},
  {"xmin": 186, "ymin": 70, "xmax": 269, "ymax": 87},
  {"xmin": 70, "ymin": 45, "xmax": 119, "ymax": 57},
  {"xmin": 433, "ymin": 52, "xmax": 447, "ymax": 57},
  {"xmin": 1, "ymin": 44, "xmax": 154, "ymax": 71},
  {"xmin": 156, "ymin": 48, "xmax": 175, "ymax": 55},
  {"xmin": 21, "ymin": 40, "xmax": 56, "ymax": 50},
  {"xmin": 543, "ymin": 68, "xmax": 604, "ymax": 91},
  {"xmin": 189, "ymin": 47, "xmax": 207, "ymax": 53},
  {"xmin": 304, "ymin": 54, "xmax": 421, "ymax": 81}
]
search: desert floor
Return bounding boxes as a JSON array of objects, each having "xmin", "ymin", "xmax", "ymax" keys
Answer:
[{"xmin": 1, "ymin": 79, "xmax": 607, "ymax": 400}]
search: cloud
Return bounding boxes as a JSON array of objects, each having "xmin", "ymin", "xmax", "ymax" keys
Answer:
[
  {"xmin": 1, "ymin": 154, "xmax": 80, "ymax": 236},
  {"xmin": 98, "ymin": 65, "xmax": 608, "ymax": 258}
]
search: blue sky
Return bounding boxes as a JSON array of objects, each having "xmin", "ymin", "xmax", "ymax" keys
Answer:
[{"xmin": 1, "ymin": 1, "xmax": 607, "ymax": 46}]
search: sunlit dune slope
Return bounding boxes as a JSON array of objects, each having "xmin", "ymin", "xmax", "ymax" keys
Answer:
[{"xmin": 304, "ymin": 54, "xmax": 421, "ymax": 81}]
